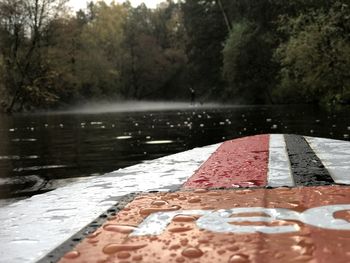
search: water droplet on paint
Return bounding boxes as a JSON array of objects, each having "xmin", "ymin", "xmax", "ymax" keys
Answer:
[
  {"xmin": 103, "ymin": 224, "xmax": 137, "ymax": 234},
  {"xmin": 117, "ymin": 251, "xmax": 131, "ymax": 259},
  {"xmin": 180, "ymin": 238, "xmax": 189, "ymax": 246},
  {"xmin": 173, "ymin": 215, "xmax": 196, "ymax": 222},
  {"xmin": 151, "ymin": 200, "xmax": 168, "ymax": 206},
  {"xmin": 132, "ymin": 255, "xmax": 143, "ymax": 261},
  {"xmin": 102, "ymin": 244, "xmax": 147, "ymax": 254},
  {"xmin": 139, "ymin": 205, "xmax": 181, "ymax": 216},
  {"xmin": 168, "ymin": 227, "xmax": 193, "ymax": 233},
  {"xmin": 228, "ymin": 254, "xmax": 250, "ymax": 263},
  {"xmin": 87, "ymin": 231, "xmax": 101, "ymax": 239},
  {"xmin": 176, "ymin": 257, "xmax": 186, "ymax": 262},
  {"xmin": 198, "ymin": 238, "xmax": 210, "ymax": 244},
  {"xmin": 227, "ymin": 246, "xmax": 239, "ymax": 252},
  {"xmin": 63, "ymin": 251, "xmax": 80, "ymax": 259},
  {"xmin": 181, "ymin": 247, "xmax": 204, "ymax": 258},
  {"xmin": 188, "ymin": 198, "xmax": 201, "ymax": 203},
  {"xmin": 170, "ymin": 244, "xmax": 181, "ymax": 250}
]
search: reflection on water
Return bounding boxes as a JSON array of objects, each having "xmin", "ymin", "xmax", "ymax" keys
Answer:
[
  {"xmin": 146, "ymin": 140, "xmax": 174, "ymax": 145},
  {"xmin": 0, "ymin": 103, "xmax": 349, "ymax": 202}
]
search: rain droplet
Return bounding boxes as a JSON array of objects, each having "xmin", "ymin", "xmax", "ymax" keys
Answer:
[
  {"xmin": 227, "ymin": 246, "xmax": 239, "ymax": 252},
  {"xmin": 228, "ymin": 254, "xmax": 250, "ymax": 263},
  {"xmin": 139, "ymin": 205, "xmax": 181, "ymax": 216},
  {"xmin": 63, "ymin": 250, "xmax": 80, "ymax": 259},
  {"xmin": 173, "ymin": 215, "xmax": 196, "ymax": 222},
  {"xmin": 103, "ymin": 224, "xmax": 137, "ymax": 234},
  {"xmin": 181, "ymin": 247, "xmax": 204, "ymax": 258},
  {"xmin": 117, "ymin": 251, "xmax": 131, "ymax": 259},
  {"xmin": 102, "ymin": 244, "xmax": 147, "ymax": 254},
  {"xmin": 132, "ymin": 255, "xmax": 143, "ymax": 261},
  {"xmin": 176, "ymin": 257, "xmax": 186, "ymax": 262},
  {"xmin": 151, "ymin": 200, "xmax": 168, "ymax": 206},
  {"xmin": 170, "ymin": 244, "xmax": 181, "ymax": 250},
  {"xmin": 167, "ymin": 193, "xmax": 180, "ymax": 199},
  {"xmin": 168, "ymin": 227, "xmax": 193, "ymax": 233},
  {"xmin": 180, "ymin": 238, "xmax": 189, "ymax": 246},
  {"xmin": 87, "ymin": 231, "xmax": 101, "ymax": 239},
  {"xmin": 188, "ymin": 198, "xmax": 201, "ymax": 203}
]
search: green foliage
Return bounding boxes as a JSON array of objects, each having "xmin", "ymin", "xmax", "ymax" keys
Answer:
[
  {"xmin": 223, "ymin": 21, "xmax": 253, "ymax": 96},
  {"xmin": 181, "ymin": 0, "xmax": 227, "ymax": 99},
  {"xmin": 1, "ymin": 0, "xmax": 349, "ymax": 111},
  {"xmin": 122, "ymin": 2, "xmax": 188, "ymax": 100},
  {"xmin": 275, "ymin": 1, "xmax": 350, "ymax": 104},
  {"xmin": 0, "ymin": 0, "xmax": 70, "ymax": 111},
  {"xmin": 222, "ymin": 22, "xmax": 277, "ymax": 103},
  {"xmin": 77, "ymin": 1, "xmax": 127, "ymax": 98}
]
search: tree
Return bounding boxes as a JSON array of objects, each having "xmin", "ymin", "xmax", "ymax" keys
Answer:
[
  {"xmin": 221, "ymin": 0, "xmax": 280, "ymax": 103},
  {"xmin": 77, "ymin": 1, "xmax": 127, "ymax": 99},
  {"xmin": 122, "ymin": 1, "xmax": 187, "ymax": 100},
  {"xmin": 275, "ymin": 1, "xmax": 350, "ymax": 104},
  {"xmin": 181, "ymin": 0, "xmax": 227, "ymax": 100},
  {"xmin": 0, "ymin": 0, "xmax": 69, "ymax": 111}
]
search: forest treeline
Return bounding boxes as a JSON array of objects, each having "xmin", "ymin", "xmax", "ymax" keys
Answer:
[{"xmin": 0, "ymin": 0, "xmax": 349, "ymax": 112}]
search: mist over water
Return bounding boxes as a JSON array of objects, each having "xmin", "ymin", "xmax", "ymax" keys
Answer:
[
  {"xmin": 51, "ymin": 101, "xmax": 231, "ymax": 115},
  {"xmin": 0, "ymin": 103, "xmax": 350, "ymax": 205}
]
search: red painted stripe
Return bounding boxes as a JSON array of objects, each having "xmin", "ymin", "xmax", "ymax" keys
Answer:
[{"xmin": 183, "ymin": 134, "xmax": 270, "ymax": 189}]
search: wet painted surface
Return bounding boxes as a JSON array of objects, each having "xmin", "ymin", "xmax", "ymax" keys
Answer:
[
  {"xmin": 2, "ymin": 134, "xmax": 350, "ymax": 263},
  {"xmin": 267, "ymin": 134, "xmax": 294, "ymax": 187},
  {"xmin": 306, "ymin": 136, "xmax": 350, "ymax": 184},
  {"xmin": 0, "ymin": 144, "xmax": 219, "ymax": 263},
  {"xmin": 58, "ymin": 186, "xmax": 350, "ymax": 263},
  {"xmin": 183, "ymin": 135, "xmax": 269, "ymax": 188},
  {"xmin": 284, "ymin": 135, "xmax": 334, "ymax": 186}
]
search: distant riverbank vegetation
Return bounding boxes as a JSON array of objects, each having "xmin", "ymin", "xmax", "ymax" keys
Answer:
[{"xmin": 0, "ymin": 0, "xmax": 349, "ymax": 112}]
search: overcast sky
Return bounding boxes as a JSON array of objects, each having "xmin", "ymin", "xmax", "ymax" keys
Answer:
[{"xmin": 69, "ymin": 0, "xmax": 164, "ymax": 10}]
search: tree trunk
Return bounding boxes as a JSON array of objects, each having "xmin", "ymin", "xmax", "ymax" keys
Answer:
[{"xmin": 216, "ymin": 0, "xmax": 232, "ymax": 32}]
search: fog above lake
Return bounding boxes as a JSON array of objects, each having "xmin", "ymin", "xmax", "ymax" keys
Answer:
[
  {"xmin": 1, "ymin": 104, "xmax": 350, "ymax": 201},
  {"xmin": 49, "ymin": 101, "xmax": 233, "ymax": 114}
]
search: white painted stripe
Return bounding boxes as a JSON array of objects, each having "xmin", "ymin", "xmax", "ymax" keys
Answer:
[
  {"xmin": 0, "ymin": 143, "xmax": 220, "ymax": 263},
  {"xmin": 305, "ymin": 137, "xmax": 350, "ymax": 184},
  {"xmin": 268, "ymin": 134, "xmax": 294, "ymax": 187}
]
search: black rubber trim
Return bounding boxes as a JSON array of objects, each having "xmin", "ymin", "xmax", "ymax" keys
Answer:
[
  {"xmin": 36, "ymin": 193, "xmax": 140, "ymax": 263},
  {"xmin": 284, "ymin": 134, "xmax": 335, "ymax": 186}
]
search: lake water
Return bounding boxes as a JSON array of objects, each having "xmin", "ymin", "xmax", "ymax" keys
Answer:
[{"xmin": 0, "ymin": 102, "xmax": 349, "ymax": 203}]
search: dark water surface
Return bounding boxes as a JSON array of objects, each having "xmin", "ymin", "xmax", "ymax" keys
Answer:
[{"xmin": 0, "ymin": 103, "xmax": 349, "ymax": 202}]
